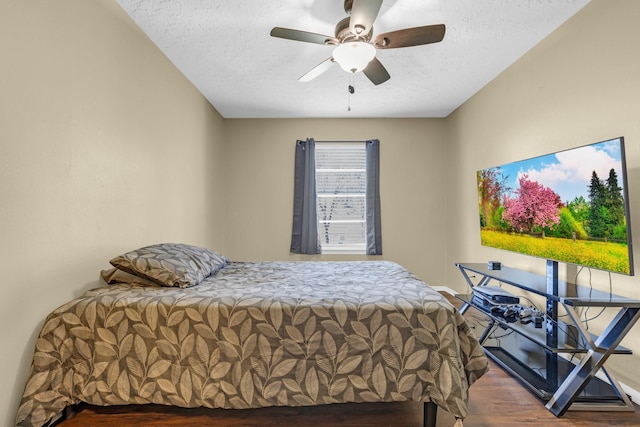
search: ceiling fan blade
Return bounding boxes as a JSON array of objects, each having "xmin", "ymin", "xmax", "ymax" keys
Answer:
[
  {"xmin": 363, "ymin": 57, "xmax": 390, "ymax": 85},
  {"xmin": 299, "ymin": 57, "xmax": 335, "ymax": 82},
  {"xmin": 374, "ymin": 24, "xmax": 446, "ymax": 49},
  {"xmin": 270, "ymin": 27, "xmax": 337, "ymax": 45},
  {"xmin": 349, "ymin": 0, "xmax": 383, "ymax": 36}
]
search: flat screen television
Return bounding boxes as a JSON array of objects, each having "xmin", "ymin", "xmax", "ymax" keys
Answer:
[{"xmin": 476, "ymin": 136, "xmax": 634, "ymax": 276}]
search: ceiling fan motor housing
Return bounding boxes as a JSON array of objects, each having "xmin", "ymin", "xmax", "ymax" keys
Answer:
[{"xmin": 335, "ymin": 17, "xmax": 371, "ymax": 42}]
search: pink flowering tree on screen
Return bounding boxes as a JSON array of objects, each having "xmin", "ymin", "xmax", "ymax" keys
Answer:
[{"xmin": 502, "ymin": 175, "xmax": 561, "ymax": 235}]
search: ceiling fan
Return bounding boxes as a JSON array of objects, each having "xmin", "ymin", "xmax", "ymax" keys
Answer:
[{"xmin": 270, "ymin": 0, "xmax": 445, "ymax": 85}]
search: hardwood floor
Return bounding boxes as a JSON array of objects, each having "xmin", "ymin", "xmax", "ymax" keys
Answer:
[{"xmin": 57, "ymin": 292, "xmax": 640, "ymax": 427}]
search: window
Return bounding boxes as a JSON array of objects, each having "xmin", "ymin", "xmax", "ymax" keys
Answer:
[
  {"xmin": 290, "ymin": 138, "xmax": 381, "ymax": 256},
  {"xmin": 315, "ymin": 143, "xmax": 367, "ymax": 253}
]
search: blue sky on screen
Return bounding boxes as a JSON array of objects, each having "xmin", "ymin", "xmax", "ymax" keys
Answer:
[{"xmin": 495, "ymin": 138, "xmax": 624, "ymax": 203}]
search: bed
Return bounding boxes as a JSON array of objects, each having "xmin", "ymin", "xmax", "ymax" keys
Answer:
[{"xmin": 15, "ymin": 243, "xmax": 489, "ymax": 427}]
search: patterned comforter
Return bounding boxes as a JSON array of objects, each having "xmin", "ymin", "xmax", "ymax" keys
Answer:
[{"xmin": 16, "ymin": 261, "xmax": 489, "ymax": 427}]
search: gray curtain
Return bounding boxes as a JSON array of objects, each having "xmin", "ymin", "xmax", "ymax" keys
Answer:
[
  {"xmin": 366, "ymin": 139, "xmax": 383, "ymax": 255},
  {"xmin": 290, "ymin": 138, "xmax": 321, "ymax": 254}
]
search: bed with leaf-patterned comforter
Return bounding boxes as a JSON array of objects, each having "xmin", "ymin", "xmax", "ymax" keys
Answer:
[{"xmin": 17, "ymin": 261, "xmax": 489, "ymax": 427}]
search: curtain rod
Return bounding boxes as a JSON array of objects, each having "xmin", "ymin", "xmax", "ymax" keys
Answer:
[
  {"xmin": 313, "ymin": 140, "xmax": 374, "ymax": 143},
  {"xmin": 314, "ymin": 140, "xmax": 365, "ymax": 143},
  {"xmin": 297, "ymin": 139, "xmax": 376, "ymax": 145}
]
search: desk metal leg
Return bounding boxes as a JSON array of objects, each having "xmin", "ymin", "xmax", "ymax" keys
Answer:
[
  {"xmin": 478, "ymin": 319, "xmax": 497, "ymax": 344},
  {"xmin": 546, "ymin": 307, "xmax": 640, "ymax": 416}
]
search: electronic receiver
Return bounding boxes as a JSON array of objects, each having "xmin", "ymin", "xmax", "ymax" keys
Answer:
[{"xmin": 472, "ymin": 286, "xmax": 520, "ymax": 304}]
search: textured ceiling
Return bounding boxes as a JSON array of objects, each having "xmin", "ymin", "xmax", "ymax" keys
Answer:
[{"xmin": 115, "ymin": 0, "xmax": 591, "ymax": 119}]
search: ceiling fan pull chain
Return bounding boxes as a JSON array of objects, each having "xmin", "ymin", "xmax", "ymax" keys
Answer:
[{"xmin": 347, "ymin": 74, "xmax": 354, "ymax": 111}]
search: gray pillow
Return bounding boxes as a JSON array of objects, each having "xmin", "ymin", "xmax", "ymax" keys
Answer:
[
  {"xmin": 100, "ymin": 268, "xmax": 160, "ymax": 287},
  {"xmin": 109, "ymin": 243, "xmax": 228, "ymax": 288}
]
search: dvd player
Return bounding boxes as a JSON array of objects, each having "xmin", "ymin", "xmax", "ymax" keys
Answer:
[{"xmin": 472, "ymin": 286, "xmax": 520, "ymax": 304}]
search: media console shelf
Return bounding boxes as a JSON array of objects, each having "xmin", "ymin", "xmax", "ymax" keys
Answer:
[{"xmin": 455, "ymin": 261, "xmax": 640, "ymax": 416}]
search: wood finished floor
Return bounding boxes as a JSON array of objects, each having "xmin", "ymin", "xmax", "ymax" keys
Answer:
[{"xmin": 57, "ymin": 293, "xmax": 640, "ymax": 427}]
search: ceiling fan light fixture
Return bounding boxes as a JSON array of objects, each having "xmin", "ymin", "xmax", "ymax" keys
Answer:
[{"xmin": 333, "ymin": 42, "xmax": 376, "ymax": 73}]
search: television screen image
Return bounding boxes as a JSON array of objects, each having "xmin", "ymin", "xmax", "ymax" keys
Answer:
[{"xmin": 477, "ymin": 137, "xmax": 634, "ymax": 275}]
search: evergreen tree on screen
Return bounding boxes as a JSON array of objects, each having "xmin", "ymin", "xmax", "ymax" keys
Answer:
[
  {"xmin": 589, "ymin": 169, "xmax": 624, "ymax": 239},
  {"xmin": 606, "ymin": 169, "xmax": 626, "ymax": 237},
  {"xmin": 587, "ymin": 168, "xmax": 626, "ymax": 240},
  {"xmin": 587, "ymin": 170, "xmax": 608, "ymax": 238}
]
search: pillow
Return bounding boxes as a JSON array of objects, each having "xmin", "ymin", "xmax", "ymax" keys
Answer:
[
  {"xmin": 109, "ymin": 243, "xmax": 228, "ymax": 288},
  {"xmin": 100, "ymin": 268, "xmax": 160, "ymax": 287}
]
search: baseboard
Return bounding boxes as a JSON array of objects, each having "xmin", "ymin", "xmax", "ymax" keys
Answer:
[
  {"xmin": 435, "ymin": 282, "xmax": 640, "ymax": 405},
  {"xmin": 433, "ymin": 286, "xmax": 458, "ymax": 296}
]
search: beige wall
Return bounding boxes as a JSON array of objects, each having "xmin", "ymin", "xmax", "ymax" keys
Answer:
[
  {"xmin": 0, "ymin": 1, "xmax": 226, "ymax": 425},
  {"xmin": 447, "ymin": 0, "xmax": 640, "ymax": 393},
  {"xmin": 223, "ymin": 118, "xmax": 449, "ymax": 282}
]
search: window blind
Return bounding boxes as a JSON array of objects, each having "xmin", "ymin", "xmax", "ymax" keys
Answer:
[{"xmin": 315, "ymin": 143, "xmax": 366, "ymax": 251}]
